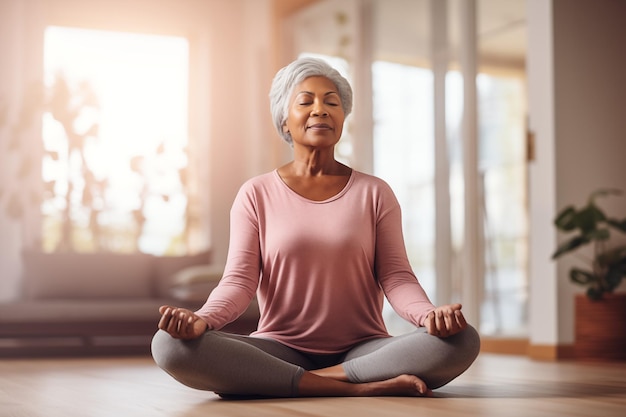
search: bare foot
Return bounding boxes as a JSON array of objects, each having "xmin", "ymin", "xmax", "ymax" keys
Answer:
[
  {"xmin": 360, "ymin": 374, "xmax": 432, "ymax": 397},
  {"xmin": 298, "ymin": 371, "xmax": 432, "ymax": 397},
  {"xmin": 310, "ymin": 364, "xmax": 350, "ymax": 382}
]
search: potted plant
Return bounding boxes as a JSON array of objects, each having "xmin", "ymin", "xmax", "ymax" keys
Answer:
[{"xmin": 552, "ymin": 188, "xmax": 626, "ymax": 361}]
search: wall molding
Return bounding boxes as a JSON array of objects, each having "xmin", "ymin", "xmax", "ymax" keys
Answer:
[{"xmin": 480, "ymin": 338, "xmax": 576, "ymax": 361}]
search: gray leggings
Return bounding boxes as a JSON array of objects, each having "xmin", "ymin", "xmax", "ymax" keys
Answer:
[{"xmin": 151, "ymin": 325, "xmax": 480, "ymax": 397}]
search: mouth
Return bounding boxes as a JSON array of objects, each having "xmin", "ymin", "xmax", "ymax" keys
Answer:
[{"xmin": 307, "ymin": 123, "xmax": 332, "ymax": 130}]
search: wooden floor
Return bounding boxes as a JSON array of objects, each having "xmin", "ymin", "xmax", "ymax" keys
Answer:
[{"xmin": 1, "ymin": 353, "xmax": 625, "ymax": 417}]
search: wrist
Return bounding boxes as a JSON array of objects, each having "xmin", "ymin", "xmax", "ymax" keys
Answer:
[{"xmin": 421, "ymin": 309, "xmax": 436, "ymax": 326}]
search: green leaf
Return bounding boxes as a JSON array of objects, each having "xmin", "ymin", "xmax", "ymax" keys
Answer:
[
  {"xmin": 569, "ymin": 268, "xmax": 596, "ymax": 285},
  {"xmin": 585, "ymin": 228, "xmax": 610, "ymax": 241},
  {"xmin": 589, "ymin": 188, "xmax": 623, "ymax": 204},
  {"xmin": 605, "ymin": 267, "xmax": 625, "ymax": 291},
  {"xmin": 576, "ymin": 204, "xmax": 606, "ymax": 233},
  {"xmin": 586, "ymin": 287, "xmax": 604, "ymax": 300},
  {"xmin": 596, "ymin": 245, "xmax": 626, "ymax": 266},
  {"xmin": 607, "ymin": 218, "xmax": 626, "ymax": 233},
  {"xmin": 554, "ymin": 206, "xmax": 577, "ymax": 231},
  {"xmin": 552, "ymin": 235, "xmax": 590, "ymax": 259}
]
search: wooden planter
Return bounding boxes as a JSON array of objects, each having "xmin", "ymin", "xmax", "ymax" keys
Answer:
[{"xmin": 575, "ymin": 293, "xmax": 626, "ymax": 361}]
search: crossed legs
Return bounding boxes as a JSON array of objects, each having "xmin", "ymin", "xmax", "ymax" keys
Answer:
[{"xmin": 151, "ymin": 326, "xmax": 480, "ymax": 398}]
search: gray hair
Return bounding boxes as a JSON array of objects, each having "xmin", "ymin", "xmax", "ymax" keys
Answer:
[{"xmin": 269, "ymin": 57, "xmax": 353, "ymax": 145}]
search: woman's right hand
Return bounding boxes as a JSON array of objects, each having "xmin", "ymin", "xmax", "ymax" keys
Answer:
[{"xmin": 158, "ymin": 305, "xmax": 208, "ymax": 339}]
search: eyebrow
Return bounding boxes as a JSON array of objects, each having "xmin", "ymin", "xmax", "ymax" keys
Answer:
[{"xmin": 296, "ymin": 90, "xmax": 339, "ymax": 97}]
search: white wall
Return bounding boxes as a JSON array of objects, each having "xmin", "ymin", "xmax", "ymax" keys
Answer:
[
  {"xmin": 552, "ymin": 0, "xmax": 626, "ymax": 344},
  {"xmin": 528, "ymin": 0, "xmax": 626, "ymax": 348},
  {"xmin": 527, "ymin": 0, "xmax": 559, "ymax": 347}
]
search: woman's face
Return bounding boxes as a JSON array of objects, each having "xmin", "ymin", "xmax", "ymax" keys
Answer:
[{"xmin": 283, "ymin": 76, "xmax": 345, "ymax": 149}]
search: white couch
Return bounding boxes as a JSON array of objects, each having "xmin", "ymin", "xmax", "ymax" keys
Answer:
[{"xmin": 0, "ymin": 250, "xmax": 259, "ymax": 357}]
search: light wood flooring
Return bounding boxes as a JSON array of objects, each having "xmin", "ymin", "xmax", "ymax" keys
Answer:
[{"xmin": 1, "ymin": 353, "xmax": 625, "ymax": 417}]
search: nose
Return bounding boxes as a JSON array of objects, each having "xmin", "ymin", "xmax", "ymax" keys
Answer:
[{"xmin": 311, "ymin": 103, "xmax": 329, "ymax": 117}]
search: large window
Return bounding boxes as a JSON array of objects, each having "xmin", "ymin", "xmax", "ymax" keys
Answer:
[
  {"xmin": 372, "ymin": 64, "xmax": 527, "ymax": 336},
  {"xmin": 284, "ymin": 0, "xmax": 528, "ymax": 339},
  {"xmin": 446, "ymin": 71, "xmax": 528, "ymax": 336},
  {"xmin": 42, "ymin": 27, "xmax": 191, "ymax": 255},
  {"xmin": 372, "ymin": 62, "xmax": 436, "ymax": 335},
  {"xmin": 476, "ymin": 73, "xmax": 528, "ymax": 336}
]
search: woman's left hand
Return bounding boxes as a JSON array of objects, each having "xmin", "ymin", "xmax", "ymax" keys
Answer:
[{"xmin": 423, "ymin": 303, "xmax": 468, "ymax": 338}]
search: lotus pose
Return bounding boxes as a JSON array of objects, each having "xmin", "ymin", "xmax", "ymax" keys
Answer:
[{"xmin": 152, "ymin": 57, "xmax": 480, "ymax": 398}]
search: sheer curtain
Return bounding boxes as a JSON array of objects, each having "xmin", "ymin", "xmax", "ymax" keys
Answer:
[{"xmin": 0, "ymin": 0, "xmax": 45, "ymax": 300}]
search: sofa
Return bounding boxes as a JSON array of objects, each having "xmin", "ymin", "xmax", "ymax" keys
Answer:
[{"xmin": 0, "ymin": 250, "xmax": 259, "ymax": 357}]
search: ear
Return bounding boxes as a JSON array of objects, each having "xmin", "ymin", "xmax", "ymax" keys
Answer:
[{"xmin": 282, "ymin": 123, "xmax": 289, "ymax": 134}]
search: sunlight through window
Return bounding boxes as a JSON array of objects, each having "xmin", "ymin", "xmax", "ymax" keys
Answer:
[{"xmin": 42, "ymin": 26, "xmax": 190, "ymax": 255}]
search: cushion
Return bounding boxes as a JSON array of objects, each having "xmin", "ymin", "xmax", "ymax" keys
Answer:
[
  {"xmin": 152, "ymin": 250, "xmax": 212, "ymax": 297},
  {"xmin": 168, "ymin": 264, "xmax": 224, "ymax": 303},
  {"xmin": 21, "ymin": 251, "xmax": 154, "ymax": 299}
]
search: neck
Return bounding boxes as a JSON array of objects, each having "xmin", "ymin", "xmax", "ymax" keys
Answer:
[{"xmin": 290, "ymin": 147, "xmax": 341, "ymax": 177}]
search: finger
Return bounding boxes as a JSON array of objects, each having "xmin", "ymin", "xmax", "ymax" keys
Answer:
[
  {"xmin": 435, "ymin": 310, "xmax": 448, "ymax": 336},
  {"xmin": 443, "ymin": 312, "xmax": 466, "ymax": 337},
  {"xmin": 443, "ymin": 309, "xmax": 454, "ymax": 331},
  {"xmin": 450, "ymin": 303, "xmax": 462, "ymax": 311},
  {"xmin": 174, "ymin": 313, "xmax": 181, "ymax": 334},
  {"xmin": 434, "ymin": 310, "xmax": 441, "ymax": 329},
  {"xmin": 159, "ymin": 305, "xmax": 174, "ymax": 315},
  {"xmin": 166, "ymin": 315, "xmax": 180, "ymax": 335},
  {"xmin": 166, "ymin": 309, "xmax": 184, "ymax": 334},
  {"xmin": 183, "ymin": 315, "xmax": 194, "ymax": 335},
  {"xmin": 178, "ymin": 311, "xmax": 191, "ymax": 336},
  {"xmin": 179, "ymin": 311, "xmax": 192, "ymax": 334},
  {"xmin": 157, "ymin": 307, "xmax": 173, "ymax": 330},
  {"xmin": 454, "ymin": 309, "xmax": 468, "ymax": 329},
  {"xmin": 178, "ymin": 311, "xmax": 195, "ymax": 337}
]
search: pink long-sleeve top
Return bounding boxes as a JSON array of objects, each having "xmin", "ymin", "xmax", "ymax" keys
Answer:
[{"xmin": 195, "ymin": 169, "xmax": 436, "ymax": 354}]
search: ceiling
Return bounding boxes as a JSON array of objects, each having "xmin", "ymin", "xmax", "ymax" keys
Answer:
[
  {"xmin": 287, "ymin": 0, "xmax": 527, "ymax": 70},
  {"xmin": 374, "ymin": 0, "xmax": 527, "ymax": 68}
]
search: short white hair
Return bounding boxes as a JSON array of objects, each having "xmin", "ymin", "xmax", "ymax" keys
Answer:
[{"xmin": 269, "ymin": 57, "xmax": 353, "ymax": 145}]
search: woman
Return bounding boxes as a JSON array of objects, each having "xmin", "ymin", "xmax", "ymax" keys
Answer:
[{"xmin": 152, "ymin": 57, "xmax": 480, "ymax": 398}]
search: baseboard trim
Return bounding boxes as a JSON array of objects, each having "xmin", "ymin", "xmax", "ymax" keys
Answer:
[
  {"xmin": 527, "ymin": 343, "xmax": 558, "ymax": 360},
  {"xmin": 527, "ymin": 344, "xmax": 577, "ymax": 360},
  {"xmin": 480, "ymin": 337, "xmax": 529, "ymax": 355},
  {"xmin": 557, "ymin": 344, "xmax": 576, "ymax": 360},
  {"xmin": 480, "ymin": 338, "xmax": 576, "ymax": 361}
]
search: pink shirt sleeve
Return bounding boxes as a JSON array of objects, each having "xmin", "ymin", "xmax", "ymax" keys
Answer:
[
  {"xmin": 375, "ymin": 201, "xmax": 436, "ymax": 327},
  {"xmin": 194, "ymin": 185, "xmax": 260, "ymax": 330}
]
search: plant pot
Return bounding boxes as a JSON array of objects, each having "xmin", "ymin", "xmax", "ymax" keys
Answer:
[{"xmin": 575, "ymin": 293, "xmax": 626, "ymax": 361}]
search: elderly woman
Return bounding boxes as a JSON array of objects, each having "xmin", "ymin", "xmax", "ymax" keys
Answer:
[{"xmin": 151, "ymin": 57, "xmax": 480, "ymax": 398}]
